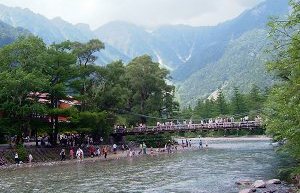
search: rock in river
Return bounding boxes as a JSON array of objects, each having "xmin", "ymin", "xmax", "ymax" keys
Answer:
[
  {"xmin": 266, "ymin": 179, "xmax": 281, "ymax": 185},
  {"xmin": 236, "ymin": 179, "xmax": 253, "ymax": 186},
  {"xmin": 253, "ymin": 180, "xmax": 266, "ymax": 188}
]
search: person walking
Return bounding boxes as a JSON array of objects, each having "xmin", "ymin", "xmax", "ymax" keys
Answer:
[
  {"xmin": 60, "ymin": 149, "xmax": 66, "ymax": 161},
  {"xmin": 138, "ymin": 143, "xmax": 143, "ymax": 154}
]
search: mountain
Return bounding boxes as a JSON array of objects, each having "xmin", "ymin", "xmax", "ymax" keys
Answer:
[
  {"xmin": 0, "ymin": 20, "xmax": 30, "ymax": 47},
  {"xmin": 0, "ymin": 4, "xmax": 130, "ymax": 64},
  {"xmin": 0, "ymin": 5, "xmax": 63, "ymax": 43},
  {"xmin": 176, "ymin": 0, "xmax": 289, "ymax": 106},
  {"xmin": 94, "ymin": 21, "xmax": 178, "ymax": 70},
  {"xmin": 0, "ymin": 0, "xmax": 290, "ymax": 106},
  {"xmin": 51, "ymin": 17, "xmax": 95, "ymax": 42},
  {"xmin": 0, "ymin": 4, "xmax": 94, "ymax": 43},
  {"xmin": 93, "ymin": 0, "xmax": 289, "ymax": 81},
  {"xmin": 173, "ymin": 0, "xmax": 289, "ymax": 81},
  {"xmin": 177, "ymin": 29, "xmax": 275, "ymax": 106},
  {"xmin": 92, "ymin": 0, "xmax": 289, "ymax": 106},
  {"xmin": 94, "ymin": 22, "xmax": 203, "ymax": 71}
]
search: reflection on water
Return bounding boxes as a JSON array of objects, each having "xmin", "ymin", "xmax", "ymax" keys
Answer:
[{"xmin": 0, "ymin": 140, "xmax": 285, "ymax": 193}]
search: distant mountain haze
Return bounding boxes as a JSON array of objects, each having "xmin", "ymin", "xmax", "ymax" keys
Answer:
[
  {"xmin": 0, "ymin": 0, "xmax": 290, "ymax": 106},
  {"xmin": 0, "ymin": 20, "xmax": 30, "ymax": 47}
]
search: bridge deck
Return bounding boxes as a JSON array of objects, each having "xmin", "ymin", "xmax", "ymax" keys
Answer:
[{"xmin": 112, "ymin": 121, "xmax": 262, "ymax": 136}]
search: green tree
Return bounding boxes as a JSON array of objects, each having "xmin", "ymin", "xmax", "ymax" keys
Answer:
[
  {"xmin": 43, "ymin": 41, "xmax": 77, "ymax": 145},
  {"xmin": 72, "ymin": 39, "xmax": 105, "ymax": 67},
  {"xmin": 247, "ymin": 85, "xmax": 263, "ymax": 111},
  {"xmin": 193, "ymin": 99, "xmax": 204, "ymax": 118},
  {"xmin": 96, "ymin": 60, "xmax": 129, "ymax": 110},
  {"xmin": 0, "ymin": 36, "xmax": 47, "ymax": 72},
  {"xmin": 216, "ymin": 91, "xmax": 228, "ymax": 115},
  {"xmin": 0, "ymin": 36, "xmax": 48, "ymax": 144},
  {"xmin": 125, "ymin": 55, "xmax": 177, "ymax": 124},
  {"xmin": 193, "ymin": 99, "xmax": 218, "ymax": 119},
  {"xmin": 179, "ymin": 105, "xmax": 193, "ymax": 121},
  {"xmin": 71, "ymin": 111, "xmax": 113, "ymax": 142},
  {"xmin": 0, "ymin": 69, "xmax": 48, "ymax": 144},
  {"xmin": 264, "ymin": 0, "xmax": 300, "ymax": 162},
  {"xmin": 71, "ymin": 39, "xmax": 105, "ymax": 111},
  {"xmin": 231, "ymin": 87, "xmax": 248, "ymax": 116}
]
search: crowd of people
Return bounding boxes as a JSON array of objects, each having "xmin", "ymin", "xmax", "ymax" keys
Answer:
[
  {"xmin": 9, "ymin": 137, "xmax": 207, "ymax": 166},
  {"xmin": 114, "ymin": 115, "xmax": 262, "ymax": 134}
]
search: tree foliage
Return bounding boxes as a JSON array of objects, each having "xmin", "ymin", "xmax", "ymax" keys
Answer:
[
  {"xmin": 125, "ymin": 55, "xmax": 177, "ymax": 124},
  {"xmin": 264, "ymin": 0, "xmax": 300, "ymax": 160},
  {"xmin": 0, "ymin": 37, "xmax": 178, "ymax": 144},
  {"xmin": 191, "ymin": 86, "xmax": 266, "ymax": 120}
]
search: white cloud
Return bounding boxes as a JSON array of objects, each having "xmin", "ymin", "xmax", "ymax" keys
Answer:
[{"xmin": 0, "ymin": 0, "xmax": 264, "ymax": 29}]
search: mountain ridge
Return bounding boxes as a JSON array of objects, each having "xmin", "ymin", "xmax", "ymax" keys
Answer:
[
  {"xmin": 0, "ymin": 0, "xmax": 290, "ymax": 106},
  {"xmin": 0, "ymin": 20, "xmax": 30, "ymax": 47}
]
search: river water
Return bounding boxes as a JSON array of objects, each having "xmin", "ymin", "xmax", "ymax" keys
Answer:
[{"xmin": 0, "ymin": 139, "xmax": 286, "ymax": 193}]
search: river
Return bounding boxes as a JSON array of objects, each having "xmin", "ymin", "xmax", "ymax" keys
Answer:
[{"xmin": 0, "ymin": 139, "xmax": 286, "ymax": 193}]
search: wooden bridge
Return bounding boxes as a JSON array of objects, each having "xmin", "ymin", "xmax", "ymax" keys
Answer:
[{"xmin": 112, "ymin": 121, "xmax": 263, "ymax": 136}]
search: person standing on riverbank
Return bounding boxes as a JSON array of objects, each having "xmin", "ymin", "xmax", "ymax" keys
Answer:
[
  {"xmin": 199, "ymin": 140, "xmax": 203, "ymax": 149},
  {"xmin": 28, "ymin": 154, "xmax": 33, "ymax": 164},
  {"xmin": 14, "ymin": 152, "xmax": 19, "ymax": 164},
  {"xmin": 142, "ymin": 142, "xmax": 147, "ymax": 154},
  {"xmin": 167, "ymin": 140, "xmax": 172, "ymax": 154},
  {"xmin": 76, "ymin": 148, "xmax": 83, "ymax": 161},
  {"xmin": 70, "ymin": 148, "xmax": 74, "ymax": 159},
  {"xmin": 103, "ymin": 146, "xmax": 108, "ymax": 159},
  {"xmin": 128, "ymin": 148, "xmax": 133, "ymax": 157},
  {"xmin": 96, "ymin": 147, "xmax": 101, "ymax": 157},
  {"xmin": 113, "ymin": 144, "xmax": 117, "ymax": 154}
]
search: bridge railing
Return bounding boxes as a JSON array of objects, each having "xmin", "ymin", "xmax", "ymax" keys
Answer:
[{"xmin": 113, "ymin": 121, "xmax": 262, "ymax": 134}]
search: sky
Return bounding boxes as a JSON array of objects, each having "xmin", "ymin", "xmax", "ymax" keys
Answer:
[{"xmin": 0, "ymin": 0, "xmax": 264, "ymax": 29}]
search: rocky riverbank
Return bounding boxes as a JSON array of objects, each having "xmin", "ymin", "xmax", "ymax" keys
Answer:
[
  {"xmin": 0, "ymin": 145, "xmax": 200, "ymax": 170},
  {"xmin": 236, "ymin": 179, "xmax": 296, "ymax": 193}
]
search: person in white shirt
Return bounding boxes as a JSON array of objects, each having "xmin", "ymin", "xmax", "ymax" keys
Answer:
[
  {"xmin": 28, "ymin": 154, "xmax": 33, "ymax": 163},
  {"xmin": 113, "ymin": 144, "xmax": 117, "ymax": 154},
  {"xmin": 14, "ymin": 152, "xmax": 19, "ymax": 164}
]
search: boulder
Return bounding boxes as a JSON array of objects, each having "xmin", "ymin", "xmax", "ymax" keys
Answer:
[
  {"xmin": 253, "ymin": 180, "xmax": 266, "ymax": 188},
  {"xmin": 239, "ymin": 188, "xmax": 256, "ymax": 193},
  {"xmin": 266, "ymin": 179, "xmax": 281, "ymax": 185},
  {"xmin": 236, "ymin": 179, "xmax": 253, "ymax": 186}
]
